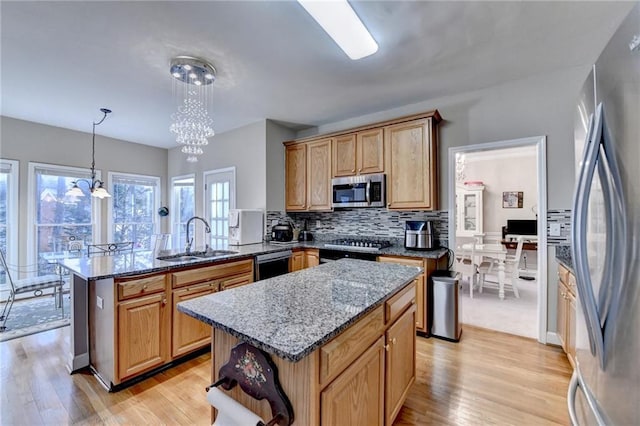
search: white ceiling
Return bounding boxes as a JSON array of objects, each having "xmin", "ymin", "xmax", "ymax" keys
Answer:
[{"xmin": 0, "ymin": 1, "xmax": 633, "ymax": 149}]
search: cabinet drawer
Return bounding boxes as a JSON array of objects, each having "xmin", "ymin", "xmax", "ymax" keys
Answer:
[
  {"xmin": 377, "ymin": 256, "xmax": 423, "ymax": 269},
  {"xmin": 220, "ymin": 273, "xmax": 253, "ymax": 290},
  {"xmin": 385, "ymin": 281, "xmax": 416, "ymax": 324},
  {"xmin": 320, "ymin": 305, "xmax": 385, "ymax": 387},
  {"xmin": 171, "ymin": 259, "xmax": 254, "ymax": 288},
  {"xmin": 117, "ymin": 274, "xmax": 167, "ymax": 300}
]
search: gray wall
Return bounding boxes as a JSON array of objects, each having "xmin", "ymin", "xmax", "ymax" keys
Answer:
[
  {"xmin": 298, "ymin": 65, "xmax": 587, "ymax": 211},
  {"xmin": 265, "ymin": 121, "xmax": 295, "ymax": 212},
  {"xmin": 168, "ymin": 120, "xmax": 267, "ymax": 214},
  {"xmin": 0, "ymin": 116, "xmax": 168, "ymax": 263}
]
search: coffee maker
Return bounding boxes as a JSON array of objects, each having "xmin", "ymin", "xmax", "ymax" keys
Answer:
[{"xmin": 404, "ymin": 220, "xmax": 436, "ymax": 250}]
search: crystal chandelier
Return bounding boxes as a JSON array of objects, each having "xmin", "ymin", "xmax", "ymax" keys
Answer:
[
  {"xmin": 66, "ymin": 108, "xmax": 112, "ymax": 199},
  {"xmin": 169, "ymin": 56, "xmax": 216, "ymax": 162}
]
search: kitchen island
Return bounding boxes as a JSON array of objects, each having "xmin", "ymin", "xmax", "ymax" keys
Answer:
[{"xmin": 178, "ymin": 258, "xmax": 421, "ymax": 425}]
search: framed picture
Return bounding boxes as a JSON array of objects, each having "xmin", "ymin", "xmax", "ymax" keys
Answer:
[{"xmin": 503, "ymin": 191, "xmax": 523, "ymax": 208}]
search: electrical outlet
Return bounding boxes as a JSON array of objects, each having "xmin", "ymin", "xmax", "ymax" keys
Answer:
[
  {"xmin": 549, "ymin": 223, "xmax": 561, "ymax": 237},
  {"xmin": 96, "ymin": 296, "xmax": 104, "ymax": 309},
  {"xmin": 316, "ymin": 220, "xmax": 321, "ymax": 228}
]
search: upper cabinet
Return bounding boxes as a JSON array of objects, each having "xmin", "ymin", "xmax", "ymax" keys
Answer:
[
  {"xmin": 333, "ymin": 129, "xmax": 384, "ymax": 177},
  {"xmin": 285, "ymin": 138, "xmax": 332, "ymax": 212},
  {"xmin": 385, "ymin": 116, "xmax": 439, "ymax": 210},
  {"xmin": 285, "ymin": 110, "xmax": 441, "ymax": 212}
]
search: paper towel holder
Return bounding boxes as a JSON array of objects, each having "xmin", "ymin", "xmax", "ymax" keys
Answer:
[{"xmin": 207, "ymin": 342, "xmax": 294, "ymax": 426}]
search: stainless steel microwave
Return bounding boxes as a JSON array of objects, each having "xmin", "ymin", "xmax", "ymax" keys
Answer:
[{"xmin": 331, "ymin": 174, "xmax": 386, "ymax": 208}]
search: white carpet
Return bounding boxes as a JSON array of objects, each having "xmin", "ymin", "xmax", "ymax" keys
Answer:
[{"xmin": 460, "ymin": 275, "xmax": 538, "ymax": 339}]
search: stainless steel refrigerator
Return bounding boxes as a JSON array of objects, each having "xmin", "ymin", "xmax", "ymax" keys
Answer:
[{"xmin": 570, "ymin": 3, "xmax": 639, "ymax": 424}]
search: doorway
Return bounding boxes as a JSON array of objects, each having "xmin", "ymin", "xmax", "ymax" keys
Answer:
[{"xmin": 448, "ymin": 136, "xmax": 548, "ymax": 343}]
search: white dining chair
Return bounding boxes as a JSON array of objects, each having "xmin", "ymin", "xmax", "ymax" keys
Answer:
[
  {"xmin": 455, "ymin": 243, "xmax": 492, "ymax": 298},
  {"xmin": 478, "ymin": 236, "xmax": 524, "ymax": 298}
]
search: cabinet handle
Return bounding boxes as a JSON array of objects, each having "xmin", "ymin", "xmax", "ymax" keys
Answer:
[
  {"xmin": 358, "ymin": 168, "xmax": 362, "ymax": 172},
  {"xmin": 387, "ymin": 203, "xmax": 391, "ymax": 207},
  {"xmin": 142, "ymin": 284, "xmax": 148, "ymax": 290},
  {"xmin": 392, "ymin": 338, "xmax": 397, "ymax": 345},
  {"xmin": 415, "ymin": 321, "xmax": 419, "ymax": 325},
  {"xmin": 411, "ymin": 300, "xmax": 416, "ymax": 305},
  {"xmin": 385, "ymin": 344, "xmax": 390, "ymax": 352},
  {"xmin": 162, "ymin": 298, "xmax": 167, "ymax": 305},
  {"xmin": 351, "ymin": 169, "xmax": 356, "ymax": 173}
]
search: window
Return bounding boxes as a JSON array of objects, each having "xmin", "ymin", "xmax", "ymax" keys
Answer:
[
  {"xmin": 109, "ymin": 172, "xmax": 160, "ymax": 250},
  {"xmin": 1, "ymin": 159, "xmax": 19, "ymax": 291},
  {"xmin": 204, "ymin": 168, "xmax": 236, "ymax": 248},
  {"xmin": 170, "ymin": 175, "xmax": 195, "ymax": 251},
  {"xmin": 28, "ymin": 162, "xmax": 97, "ymax": 273}
]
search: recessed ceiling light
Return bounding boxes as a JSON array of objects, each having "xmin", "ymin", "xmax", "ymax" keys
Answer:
[
  {"xmin": 183, "ymin": 64, "xmax": 192, "ymax": 71},
  {"xmin": 297, "ymin": 0, "xmax": 378, "ymax": 60}
]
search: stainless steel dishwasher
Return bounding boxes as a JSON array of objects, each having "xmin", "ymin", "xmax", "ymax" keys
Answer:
[{"xmin": 254, "ymin": 250, "xmax": 292, "ymax": 280}]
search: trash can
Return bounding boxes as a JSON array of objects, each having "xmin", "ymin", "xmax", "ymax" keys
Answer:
[{"xmin": 430, "ymin": 270, "xmax": 462, "ymax": 341}]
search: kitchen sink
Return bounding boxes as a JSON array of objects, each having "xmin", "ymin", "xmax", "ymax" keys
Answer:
[
  {"xmin": 192, "ymin": 250, "xmax": 238, "ymax": 258},
  {"xmin": 157, "ymin": 255, "xmax": 200, "ymax": 262},
  {"xmin": 157, "ymin": 250, "xmax": 238, "ymax": 262}
]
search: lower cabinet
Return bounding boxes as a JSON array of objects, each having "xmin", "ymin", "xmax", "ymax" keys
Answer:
[
  {"xmin": 385, "ymin": 304, "xmax": 416, "ymax": 424},
  {"xmin": 320, "ymin": 281, "xmax": 416, "ymax": 426},
  {"xmin": 118, "ymin": 291, "xmax": 170, "ymax": 380},
  {"xmin": 289, "ymin": 250, "xmax": 305, "ymax": 272},
  {"xmin": 172, "ymin": 281, "xmax": 218, "ymax": 358},
  {"xmin": 290, "ymin": 248, "xmax": 320, "ymax": 272},
  {"xmin": 557, "ymin": 264, "xmax": 576, "ymax": 368},
  {"xmin": 321, "ymin": 336, "xmax": 385, "ymax": 426},
  {"xmin": 377, "ymin": 255, "xmax": 446, "ymax": 335}
]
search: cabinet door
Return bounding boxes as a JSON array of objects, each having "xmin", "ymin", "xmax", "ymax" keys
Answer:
[
  {"xmin": 567, "ymin": 290, "xmax": 576, "ymax": 369},
  {"xmin": 377, "ymin": 256, "xmax": 426, "ymax": 333},
  {"xmin": 289, "ymin": 251, "xmax": 305, "ymax": 272},
  {"xmin": 385, "ymin": 305, "xmax": 416, "ymax": 425},
  {"xmin": 172, "ymin": 282, "xmax": 217, "ymax": 358},
  {"xmin": 220, "ymin": 273, "xmax": 253, "ymax": 291},
  {"xmin": 333, "ymin": 134, "xmax": 357, "ymax": 177},
  {"xmin": 556, "ymin": 281, "xmax": 567, "ymax": 350},
  {"xmin": 285, "ymin": 144, "xmax": 307, "ymax": 211},
  {"xmin": 357, "ymin": 128, "xmax": 384, "ymax": 174},
  {"xmin": 321, "ymin": 336, "xmax": 384, "ymax": 426},
  {"xmin": 305, "ymin": 249, "xmax": 320, "ymax": 268},
  {"xmin": 307, "ymin": 139, "xmax": 333, "ymax": 211},
  {"xmin": 118, "ymin": 292, "xmax": 169, "ymax": 381},
  {"xmin": 385, "ymin": 118, "xmax": 437, "ymax": 210}
]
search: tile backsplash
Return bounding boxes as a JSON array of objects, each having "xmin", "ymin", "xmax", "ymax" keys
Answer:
[
  {"xmin": 266, "ymin": 208, "xmax": 572, "ymax": 247},
  {"xmin": 266, "ymin": 209, "xmax": 449, "ymax": 247}
]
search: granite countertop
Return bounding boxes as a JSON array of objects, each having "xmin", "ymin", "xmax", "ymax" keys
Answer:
[
  {"xmin": 555, "ymin": 245, "xmax": 573, "ymax": 271},
  {"xmin": 177, "ymin": 258, "xmax": 421, "ymax": 362},
  {"xmin": 58, "ymin": 240, "xmax": 448, "ymax": 281}
]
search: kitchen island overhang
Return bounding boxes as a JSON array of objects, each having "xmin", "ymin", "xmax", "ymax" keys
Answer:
[{"xmin": 178, "ymin": 258, "xmax": 422, "ymax": 425}]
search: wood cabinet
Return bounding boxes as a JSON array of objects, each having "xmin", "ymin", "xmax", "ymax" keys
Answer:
[
  {"xmin": 285, "ymin": 110, "xmax": 441, "ymax": 212},
  {"xmin": 557, "ymin": 264, "xmax": 576, "ymax": 369},
  {"xmin": 285, "ymin": 143, "xmax": 307, "ymax": 210},
  {"xmin": 289, "ymin": 250, "xmax": 305, "ymax": 272},
  {"xmin": 333, "ymin": 129, "xmax": 384, "ymax": 177},
  {"xmin": 118, "ymin": 291, "xmax": 170, "ymax": 380},
  {"xmin": 89, "ymin": 258, "xmax": 254, "ymax": 389},
  {"xmin": 321, "ymin": 336, "xmax": 385, "ymax": 426},
  {"xmin": 385, "ymin": 117, "xmax": 439, "ymax": 210},
  {"xmin": 456, "ymin": 184, "xmax": 484, "ymax": 237},
  {"xmin": 305, "ymin": 249, "xmax": 320, "ymax": 268},
  {"xmin": 172, "ymin": 281, "xmax": 218, "ymax": 358},
  {"xmin": 285, "ymin": 139, "xmax": 332, "ymax": 211},
  {"xmin": 385, "ymin": 304, "xmax": 416, "ymax": 425},
  {"xmin": 377, "ymin": 255, "xmax": 446, "ymax": 335}
]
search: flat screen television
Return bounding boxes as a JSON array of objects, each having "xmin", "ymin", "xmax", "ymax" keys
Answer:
[{"xmin": 506, "ymin": 219, "xmax": 537, "ymax": 236}]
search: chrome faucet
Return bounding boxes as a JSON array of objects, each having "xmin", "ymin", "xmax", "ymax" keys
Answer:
[{"xmin": 185, "ymin": 216, "xmax": 211, "ymax": 254}]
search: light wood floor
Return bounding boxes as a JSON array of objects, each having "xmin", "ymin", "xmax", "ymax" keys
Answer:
[{"xmin": 0, "ymin": 326, "xmax": 572, "ymax": 425}]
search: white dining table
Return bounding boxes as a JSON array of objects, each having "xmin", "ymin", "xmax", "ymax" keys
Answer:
[{"xmin": 462, "ymin": 243, "xmax": 509, "ymax": 300}]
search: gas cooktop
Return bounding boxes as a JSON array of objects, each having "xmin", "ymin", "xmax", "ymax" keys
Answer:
[{"xmin": 323, "ymin": 238, "xmax": 392, "ymax": 252}]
